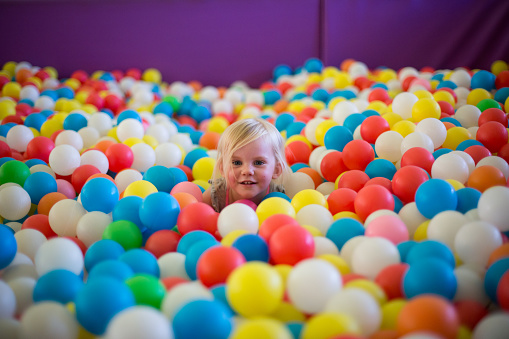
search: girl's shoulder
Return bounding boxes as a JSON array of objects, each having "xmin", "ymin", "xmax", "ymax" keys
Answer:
[
  {"xmin": 208, "ymin": 177, "xmax": 227, "ymax": 212},
  {"xmin": 269, "ymin": 181, "xmax": 285, "ymax": 193}
]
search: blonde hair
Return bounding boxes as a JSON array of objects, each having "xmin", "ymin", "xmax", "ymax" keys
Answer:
[{"xmin": 213, "ymin": 118, "xmax": 290, "ymax": 184}]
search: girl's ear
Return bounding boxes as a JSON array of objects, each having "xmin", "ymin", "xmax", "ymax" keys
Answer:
[{"xmin": 272, "ymin": 162, "xmax": 283, "ymax": 179}]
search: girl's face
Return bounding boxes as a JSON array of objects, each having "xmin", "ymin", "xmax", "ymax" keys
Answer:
[{"xmin": 224, "ymin": 137, "xmax": 282, "ymax": 205}]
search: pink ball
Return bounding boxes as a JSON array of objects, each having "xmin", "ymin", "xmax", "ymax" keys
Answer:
[
  {"xmin": 234, "ymin": 199, "xmax": 258, "ymax": 211},
  {"xmin": 170, "ymin": 181, "xmax": 204, "ymax": 202},
  {"xmin": 365, "ymin": 214, "xmax": 409, "ymax": 245},
  {"xmin": 56, "ymin": 179, "xmax": 76, "ymax": 199}
]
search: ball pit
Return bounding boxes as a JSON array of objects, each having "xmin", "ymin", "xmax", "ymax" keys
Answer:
[{"xmin": 1, "ymin": 57, "xmax": 509, "ymax": 339}]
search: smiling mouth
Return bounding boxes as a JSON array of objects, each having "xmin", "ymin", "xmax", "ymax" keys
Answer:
[{"xmin": 240, "ymin": 181, "xmax": 256, "ymax": 185}]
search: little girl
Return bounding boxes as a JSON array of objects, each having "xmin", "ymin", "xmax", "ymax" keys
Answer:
[{"xmin": 202, "ymin": 118, "xmax": 290, "ymax": 212}]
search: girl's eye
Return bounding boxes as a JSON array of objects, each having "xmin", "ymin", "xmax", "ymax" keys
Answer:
[
  {"xmin": 254, "ymin": 160, "xmax": 265, "ymax": 166},
  {"xmin": 232, "ymin": 160, "xmax": 242, "ymax": 166}
]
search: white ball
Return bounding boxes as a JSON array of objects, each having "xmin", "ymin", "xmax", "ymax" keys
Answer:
[
  {"xmin": 453, "ymin": 266, "xmax": 489, "ymax": 304},
  {"xmin": 374, "ymin": 131, "xmax": 403, "ymax": 163},
  {"xmin": 80, "ymin": 149, "xmax": 109, "ymax": 174},
  {"xmin": 308, "ymin": 146, "xmax": 328, "ymax": 172},
  {"xmin": 223, "ymin": 88, "xmax": 245, "ymax": 106},
  {"xmin": 364, "ymin": 209, "xmax": 399, "ymax": 228},
  {"xmin": 454, "ymin": 221, "xmax": 503, "ymax": 267},
  {"xmin": 88, "ymin": 112, "xmax": 113, "ymax": 137},
  {"xmin": 316, "ymin": 182, "xmax": 335, "ymax": 196},
  {"xmin": 114, "ymin": 169, "xmax": 143, "ymax": 193},
  {"xmin": 34, "ymin": 96, "xmax": 55, "ymax": 110},
  {"xmin": 245, "ymin": 90, "xmax": 264, "ymax": 106},
  {"xmin": 19, "ymin": 85, "xmax": 40, "ymax": 102},
  {"xmin": 146, "ymin": 124, "xmax": 170, "ymax": 144},
  {"xmin": 29, "ymin": 164, "xmax": 56, "ymax": 177},
  {"xmin": 351, "ymin": 237, "xmax": 400, "ymax": 279},
  {"xmin": 472, "ymin": 312, "xmax": 509, "ymax": 339},
  {"xmin": 477, "ymin": 186, "xmax": 509, "ymax": 232},
  {"xmin": 325, "ymin": 288, "xmax": 381, "ymax": 336},
  {"xmin": 431, "ymin": 153, "xmax": 469, "ymax": 183},
  {"xmin": 170, "ymin": 133, "xmax": 193, "ymax": 153},
  {"xmin": 106, "ymin": 306, "xmax": 173, "ymax": 339},
  {"xmin": 78, "ymin": 127, "xmax": 100, "ymax": 149},
  {"xmin": 217, "ymin": 203, "xmax": 259, "ymax": 237},
  {"xmin": 340, "ymin": 236, "xmax": 367, "ymax": 267},
  {"xmin": 287, "ymin": 258, "xmax": 342, "ymax": 314},
  {"xmin": 296, "ymin": 204, "xmax": 333, "ymax": 235},
  {"xmin": 427, "ymin": 211, "xmax": 469, "ymax": 249},
  {"xmin": 313, "ymin": 236, "xmax": 340, "ymax": 256},
  {"xmin": 14, "ymin": 229, "xmax": 47, "ymax": 262},
  {"xmin": 283, "ymin": 172, "xmax": 315, "ymax": 199},
  {"xmin": 401, "ymin": 131, "xmax": 434, "ymax": 155},
  {"xmin": 161, "ymin": 282, "xmax": 213, "ymax": 319},
  {"xmin": 0, "ymin": 280, "xmax": 16, "ymax": 318},
  {"xmin": 450, "ymin": 150, "xmax": 475, "ymax": 175},
  {"xmin": 34, "ymin": 237, "xmax": 84, "ymax": 276},
  {"xmin": 6, "ymin": 125, "xmax": 34, "ymax": 152},
  {"xmin": 332, "ymin": 100, "xmax": 359, "ymax": 125},
  {"xmin": 304, "ymin": 118, "xmax": 325, "ymax": 146},
  {"xmin": 416, "ymin": 118, "xmax": 447, "ymax": 149},
  {"xmin": 0, "ymin": 317, "xmax": 20, "ymax": 338},
  {"xmin": 116, "ymin": 118, "xmax": 144, "ymax": 142},
  {"xmin": 0, "ymin": 185, "xmax": 31, "ymax": 221},
  {"xmin": 477, "ymin": 156, "xmax": 509, "ymax": 179},
  {"xmin": 7, "ymin": 277, "xmax": 36, "ymax": 317},
  {"xmin": 398, "ymin": 67, "xmax": 419, "ymax": 82},
  {"xmin": 158, "ymin": 252, "xmax": 189, "ymax": 280},
  {"xmin": 155, "ymin": 142, "xmax": 182, "ymax": 168},
  {"xmin": 392, "ymin": 92, "xmax": 418, "ymax": 120},
  {"xmin": 130, "ymin": 143, "xmax": 156, "ymax": 173},
  {"xmin": 450, "ymin": 68, "xmax": 471, "ymax": 88},
  {"xmin": 454, "ymin": 105, "xmax": 481, "ymax": 128},
  {"xmin": 48, "ymin": 199, "xmax": 87, "ymax": 237},
  {"xmin": 55, "ymin": 130, "xmax": 84, "ymax": 151},
  {"xmin": 49, "ymin": 144, "xmax": 81, "ymax": 176},
  {"xmin": 398, "ymin": 202, "xmax": 428, "ymax": 238},
  {"xmin": 199, "ymin": 86, "xmax": 220, "ymax": 102},
  {"xmin": 348, "ymin": 61, "xmax": 369, "ymax": 78},
  {"xmin": 76, "ymin": 211, "xmax": 113, "ymax": 247},
  {"xmin": 20, "ymin": 302, "xmax": 78, "ymax": 339}
]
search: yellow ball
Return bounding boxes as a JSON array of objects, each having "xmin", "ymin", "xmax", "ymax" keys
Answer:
[
  {"xmin": 220, "ymin": 229, "xmax": 249, "ymax": 247},
  {"xmin": 54, "ymin": 98, "xmax": 68, "ymax": 112},
  {"xmin": 391, "ymin": 120, "xmax": 416, "ymax": 137},
  {"xmin": 378, "ymin": 69, "xmax": 398, "ymax": 83},
  {"xmin": 28, "ymin": 127, "xmax": 40, "ymax": 137},
  {"xmin": 64, "ymin": 78, "xmax": 81, "ymax": 91},
  {"xmin": 322, "ymin": 66, "xmax": 340, "ymax": 78},
  {"xmin": 457, "ymin": 325, "xmax": 472, "ymax": 339},
  {"xmin": 309, "ymin": 100, "xmax": 326, "ymax": 111},
  {"xmin": 491, "ymin": 60, "xmax": 508, "ymax": 75},
  {"xmin": 433, "ymin": 90, "xmax": 456, "ymax": 107},
  {"xmin": 344, "ymin": 279, "xmax": 388, "ymax": 305},
  {"xmin": 467, "ymin": 88, "xmax": 492, "ymax": 106},
  {"xmin": 291, "ymin": 189, "xmax": 328, "ymax": 212},
  {"xmin": 382, "ymin": 112, "xmax": 403, "ymax": 128},
  {"xmin": 273, "ymin": 264, "xmax": 292, "ymax": 286},
  {"xmin": 226, "ymin": 262, "xmax": 284, "ymax": 317},
  {"xmin": 123, "ymin": 137, "xmax": 144, "ymax": 147},
  {"xmin": 192, "ymin": 157, "xmax": 216, "ymax": 181},
  {"xmin": 286, "ymin": 135, "xmax": 312, "ymax": 148},
  {"xmin": 193, "ymin": 179, "xmax": 210, "ymax": 190},
  {"xmin": 43, "ymin": 66, "xmax": 58, "ymax": 79},
  {"xmin": 0, "ymin": 100, "xmax": 16, "ymax": 120},
  {"xmin": 123, "ymin": 180, "xmax": 158, "ymax": 198},
  {"xmin": 334, "ymin": 72, "xmax": 353, "ymax": 89},
  {"xmin": 230, "ymin": 317, "xmax": 293, "ymax": 339},
  {"xmin": 413, "ymin": 89, "xmax": 433, "ymax": 100},
  {"xmin": 380, "ymin": 299, "xmax": 407, "ymax": 330},
  {"xmin": 411, "ymin": 98, "xmax": 441, "ymax": 122},
  {"xmin": 366, "ymin": 100, "xmax": 388, "ymax": 114},
  {"xmin": 327, "ymin": 97, "xmax": 346, "ymax": 110},
  {"xmin": 2, "ymin": 61, "xmax": 17, "ymax": 77},
  {"xmin": 287, "ymin": 100, "xmax": 306, "ymax": 114},
  {"xmin": 91, "ymin": 70, "xmax": 104, "ymax": 80},
  {"xmin": 2, "ymin": 82, "xmax": 21, "ymax": 100},
  {"xmin": 26, "ymin": 76, "xmax": 42, "ymax": 90},
  {"xmin": 270, "ymin": 301, "xmax": 307, "ymax": 322},
  {"xmin": 301, "ymin": 224, "xmax": 322, "ymax": 236},
  {"xmin": 442, "ymin": 126, "xmax": 472, "ymax": 150},
  {"xmin": 413, "ymin": 220, "xmax": 430, "ymax": 241},
  {"xmin": 142, "ymin": 135, "xmax": 159, "ymax": 149},
  {"xmin": 107, "ymin": 126, "xmax": 120, "ymax": 142},
  {"xmin": 207, "ymin": 116, "xmax": 230, "ymax": 133},
  {"xmin": 315, "ymin": 119, "xmax": 338, "ymax": 146},
  {"xmin": 63, "ymin": 99, "xmax": 81, "ymax": 113},
  {"xmin": 306, "ymin": 73, "xmax": 322, "ymax": 84},
  {"xmin": 142, "ymin": 68, "xmax": 162, "ymax": 84},
  {"xmin": 318, "ymin": 253, "xmax": 350, "ymax": 275},
  {"xmin": 256, "ymin": 197, "xmax": 296, "ymax": 224},
  {"xmin": 82, "ymin": 104, "xmax": 98, "ymax": 114},
  {"xmin": 446, "ymin": 179, "xmax": 465, "ymax": 190},
  {"xmin": 40, "ymin": 119, "xmax": 63, "ymax": 138},
  {"xmin": 333, "ymin": 211, "xmax": 362, "ymax": 222},
  {"xmin": 300, "ymin": 312, "xmax": 361, "ymax": 339}
]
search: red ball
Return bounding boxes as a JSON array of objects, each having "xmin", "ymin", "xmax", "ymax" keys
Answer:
[
  {"xmin": 258, "ymin": 214, "xmax": 300, "ymax": 243},
  {"xmin": 70, "ymin": 70, "xmax": 88, "ymax": 84},
  {"xmin": 62, "ymin": 236, "xmax": 88, "ymax": 255},
  {"xmin": 498, "ymin": 143, "xmax": 509, "ymax": 165},
  {"xmin": 105, "ymin": 143, "xmax": 134, "ymax": 173},
  {"xmin": 365, "ymin": 177, "xmax": 393, "ymax": 193},
  {"xmin": 85, "ymin": 92, "xmax": 104, "ymax": 109},
  {"xmin": 175, "ymin": 164, "xmax": 193, "ymax": 181},
  {"xmin": 71, "ymin": 165, "xmax": 101, "ymax": 193},
  {"xmin": 21, "ymin": 214, "xmax": 58, "ymax": 239},
  {"xmin": 269, "ymin": 225, "xmax": 315, "ymax": 265},
  {"xmin": 16, "ymin": 103, "xmax": 32, "ymax": 117},
  {"xmin": 476, "ymin": 120, "xmax": 509, "ymax": 153},
  {"xmin": 125, "ymin": 68, "xmax": 142, "ymax": 80},
  {"xmin": 25, "ymin": 136, "xmax": 55, "ymax": 163},
  {"xmin": 327, "ymin": 188, "xmax": 357, "ymax": 215},
  {"xmin": 2, "ymin": 115, "xmax": 23, "ymax": 124},
  {"xmin": 0, "ymin": 140, "xmax": 12, "ymax": 158},
  {"xmin": 336, "ymin": 170, "xmax": 370, "ymax": 192},
  {"xmin": 177, "ymin": 202, "xmax": 218, "ymax": 235},
  {"xmin": 197, "ymin": 246, "xmax": 246, "ymax": 287},
  {"xmin": 144, "ymin": 230, "xmax": 181, "ymax": 258},
  {"xmin": 103, "ymin": 94, "xmax": 123, "ymax": 114},
  {"xmin": 285, "ymin": 140, "xmax": 311, "ymax": 166},
  {"xmin": 400, "ymin": 146, "xmax": 435, "ymax": 174},
  {"xmin": 161, "ymin": 276, "xmax": 188, "ymax": 291},
  {"xmin": 360, "ymin": 115, "xmax": 390, "ymax": 144},
  {"xmin": 375, "ymin": 263, "xmax": 409, "ymax": 300},
  {"xmin": 342, "ymin": 139, "xmax": 375, "ymax": 171},
  {"xmin": 368, "ymin": 88, "xmax": 391, "ymax": 104},
  {"xmin": 34, "ymin": 70, "xmax": 51, "ymax": 81},
  {"xmin": 495, "ymin": 70, "xmax": 509, "ymax": 89},
  {"xmin": 478, "ymin": 107, "xmax": 508, "ymax": 127},
  {"xmin": 497, "ymin": 270, "xmax": 509, "ymax": 311},
  {"xmin": 392, "ymin": 165, "xmax": 429, "ymax": 204},
  {"xmin": 402, "ymin": 76, "xmax": 417, "ymax": 92},
  {"xmin": 453, "ymin": 300, "xmax": 489, "ymax": 330},
  {"xmin": 438, "ymin": 101, "xmax": 455, "ymax": 116},
  {"xmin": 320, "ymin": 150, "xmax": 347, "ymax": 182},
  {"xmin": 354, "ymin": 184, "xmax": 395, "ymax": 221}
]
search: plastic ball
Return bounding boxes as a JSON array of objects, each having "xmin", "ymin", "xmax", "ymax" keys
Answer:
[
  {"xmin": 230, "ymin": 317, "xmax": 293, "ymax": 339},
  {"xmin": 269, "ymin": 225, "xmax": 315, "ymax": 266},
  {"xmin": 415, "ymin": 118, "xmax": 447, "ymax": 149},
  {"xmin": 197, "ymin": 246, "xmax": 246, "ymax": 287},
  {"xmin": 296, "ymin": 204, "xmax": 334, "ymax": 235},
  {"xmin": 192, "ymin": 157, "xmax": 215, "ymax": 182},
  {"xmin": 21, "ymin": 214, "xmax": 56, "ymax": 239},
  {"xmin": 342, "ymin": 139, "xmax": 375, "ymax": 171},
  {"xmin": 71, "ymin": 164, "xmax": 102, "ymax": 193},
  {"xmin": 327, "ymin": 188, "xmax": 357, "ymax": 214},
  {"xmin": 300, "ymin": 312, "xmax": 361, "ymax": 339},
  {"xmin": 431, "ymin": 153, "xmax": 469, "ymax": 183},
  {"xmin": 361, "ymin": 115, "xmax": 390, "ymax": 144},
  {"xmin": 177, "ymin": 202, "xmax": 218, "ymax": 235},
  {"xmin": 354, "ymin": 185, "xmax": 395, "ymax": 221},
  {"xmin": 397, "ymin": 295, "xmax": 459, "ymax": 339},
  {"xmin": 477, "ymin": 186, "xmax": 509, "ymax": 232},
  {"xmin": 324, "ymin": 125, "xmax": 354, "ymax": 151},
  {"xmin": 405, "ymin": 239, "xmax": 455, "ymax": 268},
  {"xmin": 105, "ymin": 143, "xmax": 134, "ymax": 173},
  {"xmin": 124, "ymin": 273, "xmax": 166, "ymax": 308},
  {"xmin": 83, "ymin": 239, "xmax": 124, "ymax": 274},
  {"xmin": 119, "ymin": 248, "xmax": 159, "ymax": 277},
  {"xmin": 336, "ymin": 169, "xmax": 370, "ymax": 192},
  {"xmin": 374, "ymin": 131, "xmax": 403, "ymax": 163},
  {"xmin": 34, "ymin": 237, "xmax": 84, "ymax": 276},
  {"xmin": 226, "ymin": 262, "xmax": 284, "ymax": 317},
  {"xmin": 256, "ymin": 197, "xmax": 296, "ymax": 225},
  {"xmin": 454, "ymin": 221, "xmax": 503, "ymax": 267},
  {"xmin": 19, "ymin": 302, "xmax": 79, "ymax": 339},
  {"xmin": 365, "ymin": 215, "xmax": 409, "ymax": 245},
  {"xmin": 105, "ymin": 306, "xmax": 173, "ymax": 339},
  {"xmin": 123, "ymin": 180, "xmax": 158, "ymax": 198},
  {"xmin": 319, "ymin": 150, "xmax": 348, "ymax": 183},
  {"xmin": 0, "ymin": 224, "xmax": 17, "ymax": 270},
  {"xmin": 102, "ymin": 220, "xmax": 143, "ymax": 251},
  {"xmin": 144, "ymin": 230, "xmax": 181, "ymax": 258},
  {"xmin": 6, "ymin": 124, "xmax": 33, "ymax": 152},
  {"xmin": 32, "ymin": 269, "xmax": 83, "ymax": 304},
  {"xmin": 0, "ymin": 160, "xmax": 31, "ymax": 186},
  {"xmin": 412, "ymin": 98, "xmax": 441, "ymax": 122},
  {"xmin": 476, "ymin": 121, "xmax": 508, "ymax": 153},
  {"xmin": 231, "ymin": 234, "xmax": 269, "ymax": 262},
  {"xmin": 392, "ymin": 92, "xmax": 418, "ymax": 119},
  {"xmin": 415, "ymin": 179, "xmax": 457, "ymax": 219},
  {"xmin": 0, "ymin": 185, "xmax": 32, "ymax": 221},
  {"xmin": 139, "ymin": 192, "xmax": 180, "ymax": 231},
  {"xmin": 403, "ymin": 258, "xmax": 457, "ymax": 300},
  {"xmin": 217, "ymin": 203, "xmax": 259, "ymax": 237},
  {"xmin": 80, "ymin": 177, "xmax": 119, "ymax": 214},
  {"xmin": 467, "ymin": 165, "xmax": 506, "ymax": 193}
]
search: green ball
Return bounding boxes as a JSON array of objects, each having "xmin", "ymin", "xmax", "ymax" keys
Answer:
[
  {"xmin": 0, "ymin": 160, "xmax": 31, "ymax": 186},
  {"xmin": 125, "ymin": 274, "xmax": 166, "ymax": 309},
  {"xmin": 162, "ymin": 95, "xmax": 181, "ymax": 111},
  {"xmin": 103, "ymin": 220, "xmax": 142, "ymax": 250},
  {"xmin": 477, "ymin": 98, "xmax": 502, "ymax": 111}
]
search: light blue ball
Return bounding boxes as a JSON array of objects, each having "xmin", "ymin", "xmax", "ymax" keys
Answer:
[
  {"xmin": 403, "ymin": 258, "xmax": 457, "ymax": 300},
  {"xmin": 84, "ymin": 239, "xmax": 125, "ymax": 273},
  {"xmin": 324, "ymin": 125, "xmax": 353, "ymax": 151},
  {"xmin": 0, "ymin": 224, "xmax": 16, "ymax": 269},
  {"xmin": 415, "ymin": 179, "xmax": 458, "ymax": 219},
  {"xmin": 326, "ymin": 218, "xmax": 365, "ymax": 251},
  {"xmin": 33, "ymin": 269, "xmax": 83, "ymax": 304},
  {"xmin": 112, "ymin": 195, "xmax": 144, "ymax": 230},
  {"xmin": 139, "ymin": 192, "xmax": 180, "ymax": 231},
  {"xmin": 80, "ymin": 177, "xmax": 119, "ymax": 214},
  {"xmin": 177, "ymin": 230, "xmax": 217, "ymax": 255},
  {"xmin": 119, "ymin": 248, "xmax": 160, "ymax": 277},
  {"xmin": 23, "ymin": 171, "xmax": 57, "ymax": 204},
  {"xmin": 87, "ymin": 259, "xmax": 135, "ymax": 282},
  {"xmin": 232, "ymin": 234, "xmax": 269, "ymax": 262}
]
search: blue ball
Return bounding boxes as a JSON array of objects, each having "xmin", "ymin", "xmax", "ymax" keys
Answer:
[
  {"xmin": 210, "ymin": 284, "xmax": 235, "ymax": 315},
  {"xmin": 23, "ymin": 112, "xmax": 47, "ymax": 131},
  {"xmin": 84, "ymin": 239, "xmax": 125, "ymax": 273},
  {"xmin": 431, "ymin": 74, "xmax": 445, "ymax": 82},
  {"xmin": 397, "ymin": 240, "xmax": 417, "ymax": 262},
  {"xmin": 24, "ymin": 158, "xmax": 46, "ymax": 167},
  {"xmin": 456, "ymin": 187, "xmax": 482, "ymax": 214},
  {"xmin": 364, "ymin": 158, "xmax": 397, "ymax": 180},
  {"xmin": 440, "ymin": 117, "xmax": 461, "ymax": 127},
  {"xmin": 177, "ymin": 97, "xmax": 197, "ymax": 116},
  {"xmin": 75, "ymin": 277, "xmax": 135, "ymax": 335},
  {"xmin": 112, "ymin": 195, "xmax": 144, "ymax": 230},
  {"xmin": 191, "ymin": 105, "xmax": 212, "ymax": 123},
  {"xmin": 286, "ymin": 121, "xmax": 306, "ymax": 138},
  {"xmin": 117, "ymin": 109, "xmax": 142, "ymax": 124},
  {"xmin": 190, "ymin": 130, "xmax": 204, "ymax": 145},
  {"xmin": 119, "ymin": 248, "xmax": 160, "ymax": 277},
  {"xmin": 143, "ymin": 165, "xmax": 175, "ymax": 193},
  {"xmin": 273, "ymin": 64, "xmax": 293, "ymax": 80},
  {"xmin": 291, "ymin": 92, "xmax": 308, "ymax": 101},
  {"xmin": 436, "ymin": 80, "xmax": 458, "ymax": 90},
  {"xmin": 169, "ymin": 167, "xmax": 188, "ymax": 185},
  {"xmin": 415, "ymin": 179, "xmax": 458, "ymax": 219},
  {"xmin": 172, "ymin": 299, "xmax": 232, "ymax": 339},
  {"xmin": 405, "ymin": 240, "xmax": 456, "ymax": 268},
  {"xmin": 185, "ymin": 240, "xmax": 219, "ymax": 280},
  {"xmin": 40, "ymin": 89, "xmax": 58, "ymax": 101},
  {"xmin": 287, "ymin": 322, "xmax": 304, "ymax": 339},
  {"xmin": 362, "ymin": 109, "xmax": 380, "ymax": 117},
  {"xmin": 494, "ymin": 87, "xmax": 509, "ymax": 104},
  {"xmin": 323, "ymin": 125, "xmax": 353, "ymax": 151},
  {"xmin": 275, "ymin": 113, "xmax": 296, "ymax": 132},
  {"xmin": 139, "ymin": 192, "xmax": 180, "ymax": 231},
  {"xmin": 80, "ymin": 177, "xmax": 119, "ymax": 214},
  {"xmin": 263, "ymin": 191, "xmax": 291, "ymax": 202},
  {"xmin": 403, "ymin": 258, "xmax": 457, "ymax": 300},
  {"xmin": 343, "ymin": 113, "xmax": 366, "ymax": 134},
  {"xmin": 311, "ymin": 88, "xmax": 329, "ymax": 102},
  {"xmin": 23, "ymin": 171, "xmax": 57, "ymax": 204},
  {"xmin": 232, "ymin": 234, "xmax": 269, "ymax": 262},
  {"xmin": 178, "ymin": 124, "xmax": 195, "ymax": 135},
  {"xmin": 456, "ymin": 139, "xmax": 484, "ymax": 151},
  {"xmin": 0, "ymin": 224, "xmax": 16, "ymax": 269},
  {"xmin": 393, "ymin": 194, "xmax": 403, "ymax": 213},
  {"xmin": 263, "ymin": 90, "xmax": 282, "ymax": 106},
  {"xmin": 0, "ymin": 157, "xmax": 15, "ymax": 167},
  {"xmin": 304, "ymin": 58, "xmax": 324, "ymax": 73},
  {"xmin": 484, "ymin": 257, "xmax": 509, "ymax": 303},
  {"xmin": 33, "ymin": 269, "xmax": 83, "ymax": 304},
  {"xmin": 0, "ymin": 123, "xmax": 14, "ymax": 137},
  {"xmin": 371, "ymin": 82, "xmax": 389, "ymax": 90},
  {"xmin": 183, "ymin": 148, "xmax": 208, "ymax": 169},
  {"xmin": 87, "ymin": 259, "xmax": 135, "ymax": 282},
  {"xmin": 290, "ymin": 163, "xmax": 309, "ymax": 172},
  {"xmin": 56, "ymin": 86, "xmax": 74, "ymax": 99},
  {"xmin": 433, "ymin": 148, "xmax": 452, "ymax": 159},
  {"xmin": 471, "ymin": 70, "xmax": 496, "ymax": 91},
  {"xmin": 177, "ymin": 230, "xmax": 218, "ymax": 255},
  {"xmin": 63, "ymin": 113, "xmax": 88, "ymax": 131},
  {"xmin": 326, "ymin": 218, "xmax": 365, "ymax": 251}
]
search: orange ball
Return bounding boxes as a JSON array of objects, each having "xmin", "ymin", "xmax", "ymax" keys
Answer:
[
  {"xmin": 171, "ymin": 192, "xmax": 199, "ymax": 209},
  {"xmin": 397, "ymin": 295, "xmax": 460, "ymax": 339},
  {"xmin": 297, "ymin": 167, "xmax": 323, "ymax": 189},
  {"xmin": 368, "ymin": 329, "xmax": 398, "ymax": 339},
  {"xmin": 487, "ymin": 243, "xmax": 509, "ymax": 267},
  {"xmin": 199, "ymin": 131, "xmax": 221, "ymax": 150},
  {"xmin": 86, "ymin": 173, "xmax": 116, "ymax": 184},
  {"xmin": 273, "ymin": 99, "xmax": 289, "ymax": 113},
  {"xmin": 466, "ymin": 165, "xmax": 506, "ymax": 192},
  {"xmin": 341, "ymin": 59, "xmax": 356, "ymax": 72},
  {"xmin": 38, "ymin": 192, "xmax": 68, "ymax": 216},
  {"xmin": 188, "ymin": 80, "xmax": 202, "ymax": 92},
  {"xmin": 94, "ymin": 139, "xmax": 116, "ymax": 153},
  {"xmin": 16, "ymin": 68, "xmax": 33, "ymax": 84}
]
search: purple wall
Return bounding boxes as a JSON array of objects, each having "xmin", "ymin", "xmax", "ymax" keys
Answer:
[{"xmin": 1, "ymin": 0, "xmax": 509, "ymax": 87}]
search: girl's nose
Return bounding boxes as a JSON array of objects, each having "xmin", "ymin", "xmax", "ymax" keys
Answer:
[{"xmin": 241, "ymin": 164, "xmax": 254, "ymax": 175}]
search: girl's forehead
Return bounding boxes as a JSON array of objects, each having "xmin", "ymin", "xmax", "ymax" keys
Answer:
[{"xmin": 232, "ymin": 137, "xmax": 272, "ymax": 155}]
